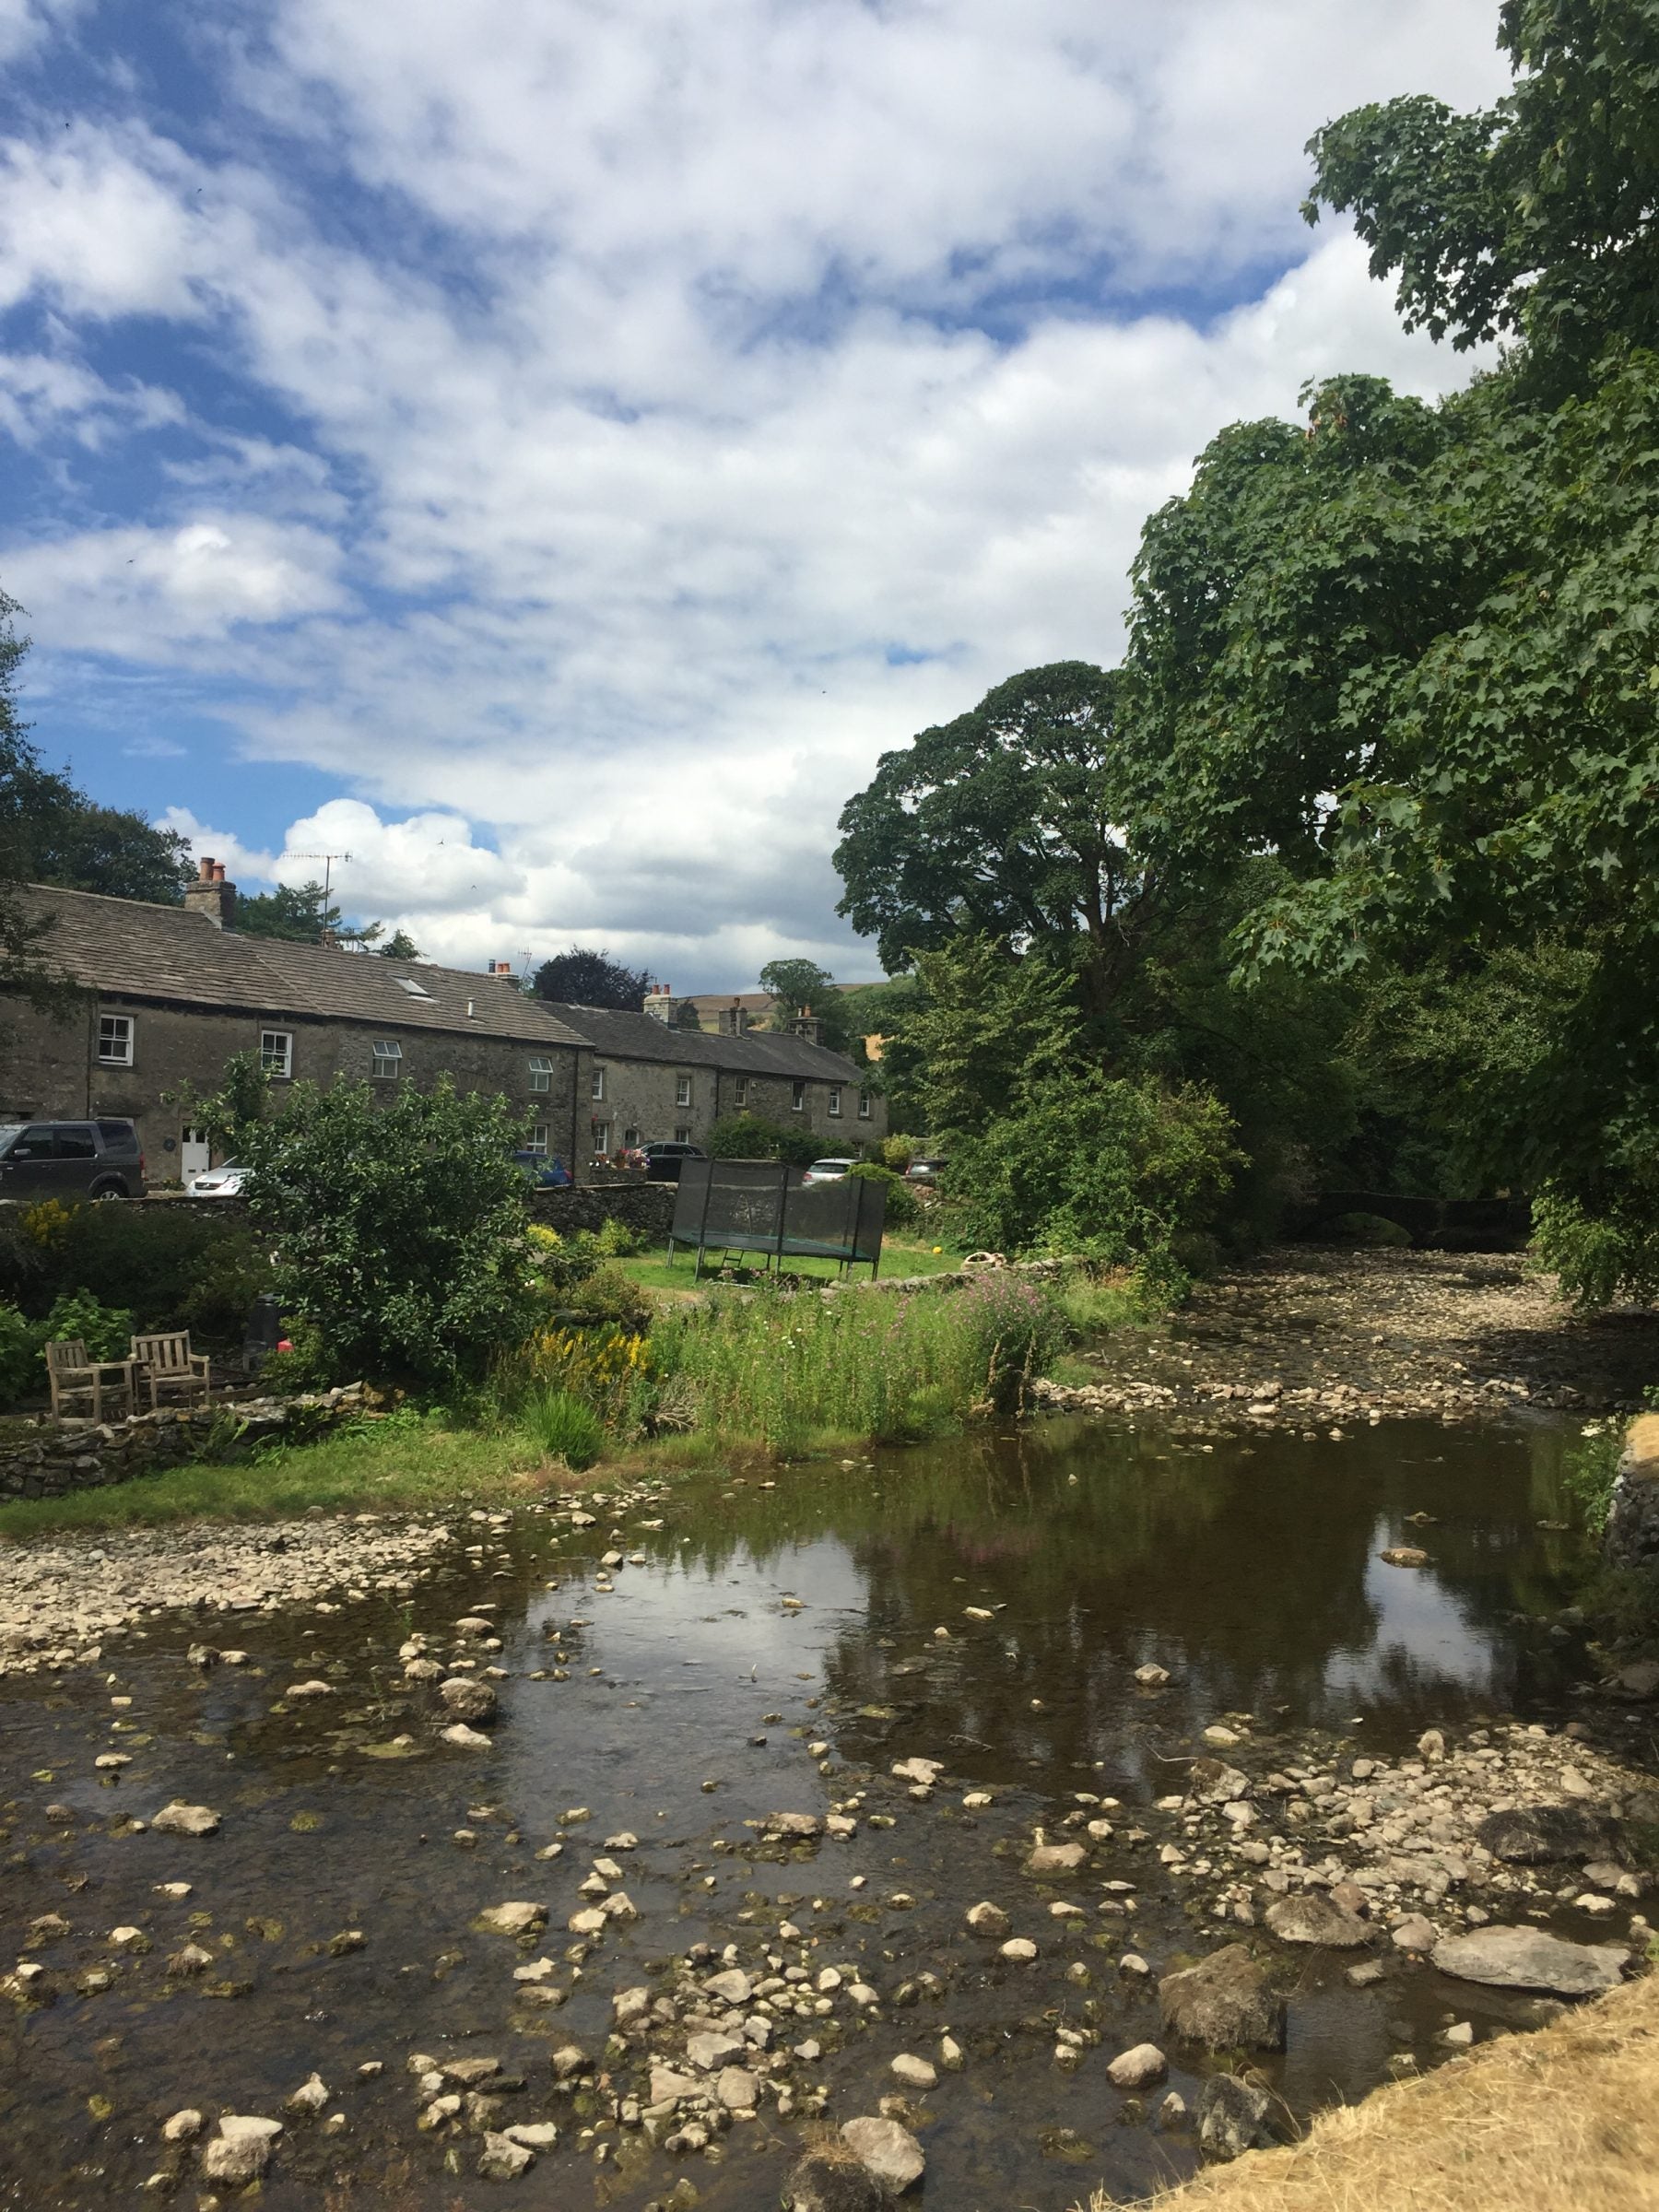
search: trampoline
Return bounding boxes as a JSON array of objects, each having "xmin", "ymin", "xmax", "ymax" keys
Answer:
[{"xmin": 667, "ymin": 1159, "xmax": 886, "ymax": 1278}]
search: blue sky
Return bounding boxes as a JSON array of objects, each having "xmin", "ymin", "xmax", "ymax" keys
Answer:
[{"xmin": 0, "ymin": 0, "xmax": 1510, "ymax": 982}]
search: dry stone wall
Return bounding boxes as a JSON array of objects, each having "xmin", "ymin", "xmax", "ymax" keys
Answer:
[{"xmin": 0, "ymin": 1384, "xmax": 370, "ymax": 1503}]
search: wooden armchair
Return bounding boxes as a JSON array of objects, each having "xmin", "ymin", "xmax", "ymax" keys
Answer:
[
  {"xmin": 45, "ymin": 1337, "xmax": 138, "ymax": 1423},
  {"xmin": 131, "ymin": 1331, "xmax": 212, "ymax": 1412}
]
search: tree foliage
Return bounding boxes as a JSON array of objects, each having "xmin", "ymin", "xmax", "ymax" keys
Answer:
[
  {"xmin": 757, "ymin": 957, "xmax": 854, "ymax": 1053},
  {"xmin": 532, "ymin": 945, "xmax": 653, "ymax": 1009},
  {"xmin": 237, "ymin": 1077, "xmax": 536, "ymax": 1390},
  {"xmin": 1306, "ymin": 0, "xmax": 1659, "ymax": 385},
  {"xmin": 835, "ymin": 664, "xmax": 1160, "ymax": 1019},
  {"xmin": 705, "ymin": 1112, "xmax": 817, "ymax": 1167},
  {"xmin": 237, "ymin": 881, "xmax": 386, "ymax": 947}
]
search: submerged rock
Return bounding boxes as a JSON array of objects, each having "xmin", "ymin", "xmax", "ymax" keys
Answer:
[
  {"xmin": 441, "ymin": 1677, "xmax": 499, "ymax": 1724},
  {"xmin": 1431, "ymin": 1925, "xmax": 1629, "ymax": 1995},
  {"xmin": 1159, "ymin": 1945, "xmax": 1285, "ymax": 2051},
  {"xmin": 1475, "ymin": 1805, "xmax": 1618, "ymax": 1865},
  {"xmin": 1265, "ymin": 1894, "xmax": 1372, "ymax": 1949}
]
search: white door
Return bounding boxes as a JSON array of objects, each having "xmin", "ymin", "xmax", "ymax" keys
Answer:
[{"xmin": 181, "ymin": 1125, "xmax": 211, "ymax": 1179}]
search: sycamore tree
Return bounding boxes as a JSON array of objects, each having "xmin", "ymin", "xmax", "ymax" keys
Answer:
[{"xmin": 1119, "ymin": 0, "xmax": 1659, "ymax": 1300}]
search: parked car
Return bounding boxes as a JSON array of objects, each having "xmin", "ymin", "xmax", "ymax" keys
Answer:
[
  {"xmin": 185, "ymin": 1159, "xmax": 251, "ymax": 1197},
  {"xmin": 513, "ymin": 1150, "xmax": 573, "ymax": 1188},
  {"xmin": 641, "ymin": 1140, "xmax": 707, "ymax": 1182},
  {"xmin": 0, "ymin": 1118, "xmax": 145, "ymax": 1201},
  {"xmin": 803, "ymin": 1157, "xmax": 856, "ymax": 1184},
  {"xmin": 904, "ymin": 1157, "xmax": 949, "ymax": 1183}
]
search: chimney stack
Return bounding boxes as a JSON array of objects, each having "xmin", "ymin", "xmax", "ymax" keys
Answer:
[
  {"xmin": 643, "ymin": 986, "xmax": 675, "ymax": 1024},
  {"xmin": 184, "ymin": 854, "xmax": 238, "ymax": 930}
]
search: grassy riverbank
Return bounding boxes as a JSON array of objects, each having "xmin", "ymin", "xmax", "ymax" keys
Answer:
[
  {"xmin": 0, "ymin": 1263, "xmax": 1130, "ymax": 1540},
  {"xmin": 1089, "ymin": 1967, "xmax": 1659, "ymax": 2212}
]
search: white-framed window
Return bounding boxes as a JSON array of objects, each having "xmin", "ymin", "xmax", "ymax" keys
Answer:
[
  {"xmin": 792, "ymin": 1079, "xmax": 806, "ymax": 1112},
  {"xmin": 524, "ymin": 1124, "xmax": 548, "ymax": 1156},
  {"xmin": 675, "ymin": 1073, "xmax": 692, "ymax": 1108},
  {"xmin": 828, "ymin": 1086, "xmax": 842, "ymax": 1117},
  {"xmin": 98, "ymin": 1013, "xmax": 134, "ymax": 1066},
  {"xmin": 593, "ymin": 1120, "xmax": 611, "ymax": 1154},
  {"xmin": 590, "ymin": 1065, "xmax": 606, "ymax": 1101},
  {"xmin": 260, "ymin": 1029, "xmax": 293, "ymax": 1078},
  {"xmin": 529, "ymin": 1056, "xmax": 553, "ymax": 1094},
  {"xmin": 674, "ymin": 1124, "xmax": 691, "ymax": 1145},
  {"xmin": 734, "ymin": 1077, "xmax": 749, "ymax": 1109},
  {"xmin": 371, "ymin": 1039, "xmax": 403, "ymax": 1079},
  {"xmin": 858, "ymin": 1088, "xmax": 872, "ymax": 1119}
]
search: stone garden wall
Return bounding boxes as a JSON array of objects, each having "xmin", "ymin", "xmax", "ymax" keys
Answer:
[
  {"xmin": 527, "ymin": 1182, "xmax": 677, "ymax": 1237},
  {"xmin": 0, "ymin": 1383, "xmax": 370, "ymax": 1504}
]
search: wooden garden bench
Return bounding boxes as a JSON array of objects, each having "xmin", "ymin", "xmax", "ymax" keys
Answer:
[
  {"xmin": 45, "ymin": 1337, "xmax": 138, "ymax": 1423},
  {"xmin": 131, "ymin": 1331, "xmax": 212, "ymax": 1412}
]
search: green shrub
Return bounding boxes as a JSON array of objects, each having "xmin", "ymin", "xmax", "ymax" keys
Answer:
[
  {"xmin": 522, "ymin": 1386, "xmax": 604, "ymax": 1469},
  {"xmin": 0, "ymin": 1202, "xmax": 270, "ymax": 1342},
  {"xmin": 942, "ymin": 1070, "xmax": 1239, "ymax": 1282},
  {"xmin": 1562, "ymin": 1418, "xmax": 1627, "ymax": 1532},
  {"xmin": 1324, "ymin": 1210, "xmax": 1412, "ymax": 1248},
  {"xmin": 844, "ymin": 1159, "xmax": 919, "ymax": 1230},
  {"xmin": 706, "ymin": 1113, "xmax": 817, "ymax": 1167},
  {"xmin": 237, "ymin": 1076, "xmax": 538, "ymax": 1391},
  {"xmin": 0, "ymin": 1304, "xmax": 42, "ymax": 1408},
  {"xmin": 1532, "ymin": 1184, "xmax": 1659, "ymax": 1309},
  {"xmin": 879, "ymin": 1134, "xmax": 919, "ymax": 1172},
  {"xmin": 591, "ymin": 1214, "xmax": 648, "ymax": 1258},
  {"xmin": 41, "ymin": 1288, "xmax": 135, "ymax": 1361},
  {"xmin": 655, "ymin": 1269, "xmax": 1066, "ymax": 1448},
  {"xmin": 560, "ymin": 1262, "xmax": 653, "ymax": 1329}
]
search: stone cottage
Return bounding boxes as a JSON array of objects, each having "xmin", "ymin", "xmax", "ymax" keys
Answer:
[
  {"xmin": 542, "ymin": 997, "xmax": 885, "ymax": 1159},
  {"xmin": 0, "ymin": 868, "xmax": 883, "ymax": 1178}
]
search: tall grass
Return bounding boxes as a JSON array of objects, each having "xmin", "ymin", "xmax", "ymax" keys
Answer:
[
  {"xmin": 521, "ymin": 1386, "xmax": 604, "ymax": 1470},
  {"xmin": 654, "ymin": 1272, "xmax": 1067, "ymax": 1452}
]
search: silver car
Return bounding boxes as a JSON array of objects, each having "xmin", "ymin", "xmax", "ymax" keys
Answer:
[{"xmin": 185, "ymin": 1159, "xmax": 250, "ymax": 1197}]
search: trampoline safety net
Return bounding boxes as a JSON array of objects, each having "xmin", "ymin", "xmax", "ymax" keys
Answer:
[{"xmin": 668, "ymin": 1159, "xmax": 886, "ymax": 1277}]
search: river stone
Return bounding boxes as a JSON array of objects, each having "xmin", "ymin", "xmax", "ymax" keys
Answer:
[
  {"xmin": 784, "ymin": 2149, "xmax": 886, "ymax": 2212},
  {"xmin": 1197, "ymin": 2075, "xmax": 1275, "ymax": 2161},
  {"xmin": 765, "ymin": 1812, "xmax": 824, "ymax": 1838},
  {"xmin": 477, "ymin": 1901, "xmax": 546, "ymax": 1936},
  {"xmin": 1265, "ymin": 1894, "xmax": 1373, "ymax": 1949},
  {"xmin": 891, "ymin": 1759, "xmax": 943, "ymax": 1786},
  {"xmin": 441, "ymin": 1677, "xmax": 498, "ymax": 1723},
  {"xmin": 889, "ymin": 2053, "xmax": 936, "ymax": 2090},
  {"xmin": 1135, "ymin": 1663, "xmax": 1171, "ymax": 1686},
  {"xmin": 650, "ymin": 2066, "xmax": 701, "ymax": 2104},
  {"xmin": 612, "ymin": 1986, "xmax": 651, "ymax": 2026},
  {"xmin": 965, "ymin": 1900, "xmax": 1009, "ymax": 1936},
  {"xmin": 1431, "ymin": 1926, "xmax": 1629, "ymax": 1995},
  {"xmin": 1615, "ymin": 1659, "xmax": 1659, "ymax": 1700},
  {"xmin": 200, "ymin": 2116, "xmax": 281, "ymax": 2184},
  {"xmin": 704, "ymin": 1968, "xmax": 752, "ymax": 2006},
  {"xmin": 1159, "ymin": 1945, "xmax": 1285, "ymax": 2051},
  {"xmin": 151, "ymin": 1802, "xmax": 219, "ymax": 1837},
  {"xmin": 716, "ymin": 2065, "xmax": 760, "ymax": 2111},
  {"xmin": 841, "ymin": 2116, "xmax": 925, "ymax": 2194},
  {"xmin": 687, "ymin": 2030, "xmax": 746, "ymax": 2070},
  {"xmin": 161, "ymin": 2110, "xmax": 203, "ymax": 2142},
  {"xmin": 286, "ymin": 2072, "xmax": 329, "ymax": 2114},
  {"xmin": 1380, "ymin": 1547, "xmax": 1429, "ymax": 1568},
  {"xmin": 1025, "ymin": 1841, "xmax": 1086, "ymax": 1877},
  {"xmin": 441, "ymin": 1723, "xmax": 493, "ymax": 1749},
  {"xmin": 1107, "ymin": 2042, "xmax": 1168, "ymax": 2089},
  {"xmin": 1391, "ymin": 1915, "xmax": 1439, "ymax": 1952},
  {"xmin": 477, "ymin": 2132, "xmax": 535, "ymax": 2180},
  {"xmin": 1475, "ymin": 1805, "xmax": 1618, "ymax": 1865},
  {"xmin": 1189, "ymin": 1759, "xmax": 1251, "ymax": 1805}
]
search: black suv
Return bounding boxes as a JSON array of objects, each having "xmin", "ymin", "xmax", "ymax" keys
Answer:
[
  {"xmin": 0, "ymin": 1120, "xmax": 146, "ymax": 1201},
  {"xmin": 641, "ymin": 1140, "xmax": 707, "ymax": 1182}
]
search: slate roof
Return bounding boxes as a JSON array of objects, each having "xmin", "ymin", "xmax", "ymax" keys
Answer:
[
  {"xmin": 542, "ymin": 1002, "xmax": 866, "ymax": 1082},
  {"xmin": 18, "ymin": 886, "xmax": 587, "ymax": 1048}
]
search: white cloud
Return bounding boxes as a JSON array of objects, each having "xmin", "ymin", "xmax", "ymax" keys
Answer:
[
  {"xmin": 3, "ymin": 514, "xmax": 348, "ymax": 652},
  {"xmin": 0, "ymin": 0, "xmax": 86, "ymax": 65},
  {"xmin": 2, "ymin": 0, "xmax": 1514, "ymax": 982}
]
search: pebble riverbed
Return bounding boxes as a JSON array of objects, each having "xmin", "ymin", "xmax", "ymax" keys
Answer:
[{"xmin": 1, "ymin": 1394, "xmax": 1655, "ymax": 2211}]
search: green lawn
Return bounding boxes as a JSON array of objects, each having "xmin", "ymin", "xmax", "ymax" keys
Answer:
[{"xmin": 614, "ymin": 1238, "xmax": 964, "ymax": 1295}]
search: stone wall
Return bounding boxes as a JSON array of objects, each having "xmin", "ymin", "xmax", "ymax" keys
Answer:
[
  {"xmin": 527, "ymin": 1182, "xmax": 677, "ymax": 1237},
  {"xmin": 1606, "ymin": 1411, "xmax": 1659, "ymax": 1571},
  {"xmin": 0, "ymin": 1383, "xmax": 370, "ymax": 1503}
]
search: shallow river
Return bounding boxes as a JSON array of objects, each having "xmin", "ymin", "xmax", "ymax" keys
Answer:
[{"xmin": 0, "ymin": 1413, "xmax": 1603, "ymax": 2209}]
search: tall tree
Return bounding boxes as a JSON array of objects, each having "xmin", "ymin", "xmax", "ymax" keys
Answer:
[
  {"xmin": 0, "ymin": 590, "xmax": 66, "ymax": 1011},
  {"xmin": 757, "ymin": 958, "xmax": 853, "ymax": 1053},
  {"xmin": 235, "ymin": 881, "xmax": 386, "ymax": 947},
  {"xmin": 532, "ymin": 945, "xmax": 653, "ymax": 1009},
  {"xmin": 834, "ymin": 664, "xmax": 1162, "ymax": 1022}
]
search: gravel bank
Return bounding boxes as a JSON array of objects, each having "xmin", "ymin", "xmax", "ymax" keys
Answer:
[
  {"xmin": 1038, "ymin": 1249, "xmax": 1659, "ymax": 1425},
  {"xmin": 0, "ymin": 1512, "xmax": 457, "ymax": 1677}
]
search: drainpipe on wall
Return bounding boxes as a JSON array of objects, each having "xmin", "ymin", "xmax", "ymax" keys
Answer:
[
  {"xmin": 85, "ymin": 997, "xmax": 96, "ymax": 1114},
  {"xmin": 569, "ymin": 1055, "xmax": 581, "ymax": 1185}
]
